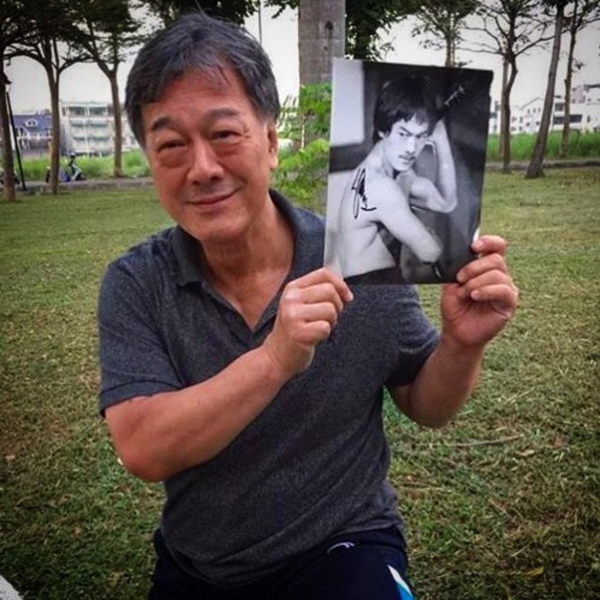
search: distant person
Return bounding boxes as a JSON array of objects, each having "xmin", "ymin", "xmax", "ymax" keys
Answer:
[
  {"xmin": 333, "ymin": 76, "xmax": 458, "ymax": 284},
  {"xmin": 97, "ymin": 12, "xmax": 518, "ymax": 600}
]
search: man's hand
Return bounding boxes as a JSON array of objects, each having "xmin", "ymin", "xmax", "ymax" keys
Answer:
[
  {"xmin": 441, "ymin": 235, "xmax": 518, "ymax": 349},
  {"xmin": 263, "ymin": 268, "xmax": 354, "ymax": 378}
]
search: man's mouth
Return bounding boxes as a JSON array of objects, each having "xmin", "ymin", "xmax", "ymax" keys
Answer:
[{"xmin": 187, "ymin": 189, "xmax": 236, "ymax": 206}]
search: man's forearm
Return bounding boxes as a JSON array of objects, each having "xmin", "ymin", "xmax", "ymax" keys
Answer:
[
  {"xmin": 432, "ymin": 125, "xmax": 458, "ymax": 212},
  {"xmin": 106, "ymin": 345, "xmax": 290, "ymax": 482},
  {"xmin": 391, "ymin": 335, "xmax": 485, "ymax": 428}
]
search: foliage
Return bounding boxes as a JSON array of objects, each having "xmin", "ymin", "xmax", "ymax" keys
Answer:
[
  {"xmin": 139, "ymin": 0, "xmax": 260, "ymax": 25},
  {"xmin": 1, "ymin": 169, "xmax": 599, "ymax": 599},
  {"xmin": 278, "ymin": 83, "xmax": 332, "ymax": 143},
  {"xmin": 273, "ymin": 137, "xmax": 329, "ymax": 212},
  {"xmin": 274, "ymin": 83, "xmax": 331, "ymax": 212}
]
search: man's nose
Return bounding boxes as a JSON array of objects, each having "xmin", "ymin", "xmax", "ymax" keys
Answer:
[
  {"xmin": 187, "ymin": 140, "xmax": 224, "ymax": 182},
  {"xmin": 405, "ymin": 136, "xmax": 417, "ymax": 154}
]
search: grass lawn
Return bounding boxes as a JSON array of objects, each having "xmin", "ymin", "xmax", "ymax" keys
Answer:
[{"xmin": 1, "ymin": 169, "xmax": 599, "ymax": 599}]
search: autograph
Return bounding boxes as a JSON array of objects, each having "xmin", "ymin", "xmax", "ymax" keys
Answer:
[{"xmin": 351, "ymin": 168, "xmax": 376, "ymax": 219}]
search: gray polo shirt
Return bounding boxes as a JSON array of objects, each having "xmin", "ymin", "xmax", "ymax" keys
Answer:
[{"xmin": 98, "ymin": 190, "xmax": 439, "ymax": 586}]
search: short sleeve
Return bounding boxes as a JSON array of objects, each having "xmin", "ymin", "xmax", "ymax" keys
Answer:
[
  {"xmin": 97, "ymin": 258, "xmax": 182, "ymax": 415},
  {"xmin": 383, "ymin": 285, "xmax": 439, "ymax": 389}
]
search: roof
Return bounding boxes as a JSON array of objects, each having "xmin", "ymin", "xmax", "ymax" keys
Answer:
[{"xmin": 12, "ymin": 113, "xmax": 52, "ymax": 135}]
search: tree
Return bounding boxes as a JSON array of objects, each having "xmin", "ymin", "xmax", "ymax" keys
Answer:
[
  {"xmin": 140, "ymin": 0, "xmax": 260, "ymax": 25},
  {"xmin": 297, "ymin": 0, "xmax": 345, "ymax": 86},
  {"xmin": 9, "ymin": 0, "xmax": 84, "ymax": 194},
  {"xmin": 344, "ymin": 1, "xmax": 414, "ymax": 60},
  {"xmin": 267, "ymin": 0, "xmax": 414, "ymax": 61},
  {"xmin": 410, "ymin": 0, "xmax": 480, "ymax": 67},
  {"xmin": 70, "ymin": 0, "xmax": 143, "ymax": 178},
  {"xmin": 0, "ymin": 0, "xmax": 36, "ymax": 201},
  {"xmin": 465, "ymin": 0, "xmax": 554, "ymax": 173},
  {"xmin": 559, "ymin": 0, "xmax": 600, "ymax": 157},
  {"xmin": 526, "ymin": 0, "xmax": 568, "ymax": 178}
]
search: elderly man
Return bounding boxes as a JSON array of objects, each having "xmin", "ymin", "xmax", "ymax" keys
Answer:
[{"xmin": 98, "ymin": 12, "xmax": 518, "ymax": 600}]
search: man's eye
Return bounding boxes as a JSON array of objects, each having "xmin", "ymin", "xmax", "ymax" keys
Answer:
[
  {"xmin": 157, "ymin": 140, "xmax": 185, "ymax": 152},
  {"xmin": 212, "ymin": 130, "xmax": 239, "ymax": 141}
]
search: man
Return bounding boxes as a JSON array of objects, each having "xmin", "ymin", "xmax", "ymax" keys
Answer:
[
  {"xmin": 331, "ymin": 76, "xmax": 458, "ymax": 284},
  {"xmin": 98, "ymin": 12, "xmax": 518, "ymax": 600}
]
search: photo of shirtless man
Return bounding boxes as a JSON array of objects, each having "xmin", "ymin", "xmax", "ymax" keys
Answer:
[
  {"xmin": 325, "ymin": 62, "xmax": 492, "ymax": 285},
  {"xmin": 334, "ymin": 75, "xmax": 458, "ymax": 283}
]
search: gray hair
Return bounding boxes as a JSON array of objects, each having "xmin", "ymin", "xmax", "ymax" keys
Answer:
[{"xmin": 126, "ymin": 12, "xmax": 280, "ymax": 147}]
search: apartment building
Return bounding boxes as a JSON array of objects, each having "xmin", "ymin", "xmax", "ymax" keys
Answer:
[
  {"xmin": 60, "ymin": 101, "xmax": 138, "ymax": 156},
  {"xmin": 489, "ymin": 83, "xmax": 600, "ymax": 135}
]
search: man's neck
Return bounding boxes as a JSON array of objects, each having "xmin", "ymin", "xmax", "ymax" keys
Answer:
[{"xmin": 201, "ymin": 202, "xmax": 294, "ymax": 328}]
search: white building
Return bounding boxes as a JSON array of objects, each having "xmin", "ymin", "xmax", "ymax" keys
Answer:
[
  {"xmin": 60, "ymin": 101, "xmax": 138, "ymax": 156},
  {"xmin": 489, "ymin": 82, "xmax": 600, "ymax": 135}
]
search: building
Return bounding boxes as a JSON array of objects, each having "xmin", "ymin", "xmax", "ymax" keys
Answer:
[
  {"xmin": 60, "ymin": 101, "xmax": 138, "ymax": 156},
  {"xmin": 11, "ymin": 111, "xmax": 57, "ymax": 157},
  {"xmin": 489, "ymin": 82, "xmax": 600, "ymax": 135},
  {"xmin": 5, "ymin": 102, "xmax": 139, "ymax": 160}
]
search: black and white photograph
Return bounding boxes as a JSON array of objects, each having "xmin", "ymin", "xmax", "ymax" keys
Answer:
[{"xmin": 324, "ymin": 58, "xmax": 493, "ymax": 284}]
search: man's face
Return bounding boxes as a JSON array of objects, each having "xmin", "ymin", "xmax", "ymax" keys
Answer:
[
  {"xmin": 378, "ymin": 115, "xmax": 429, "ymax": 175},
  {"xmin": 142, "ymin": 69, "xmax": 279, "ymax": 246}
]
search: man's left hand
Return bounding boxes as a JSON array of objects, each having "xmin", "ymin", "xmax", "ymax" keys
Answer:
[{"xmin": 441, "ymin": 235, "xmax": 518, "ymax": 349}]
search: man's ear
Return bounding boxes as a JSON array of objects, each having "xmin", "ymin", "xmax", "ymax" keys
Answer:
[{"xmin": 267, "ymin": 121, "xmax": 279, "ymax": 170}]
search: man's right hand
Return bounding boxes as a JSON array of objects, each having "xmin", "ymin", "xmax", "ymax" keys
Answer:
[{"xmin": 263, "ymin": 268, "xmax": 354, "ymax": 378}]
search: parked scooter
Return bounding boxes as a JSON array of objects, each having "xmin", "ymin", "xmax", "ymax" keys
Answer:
[
  {"xmin": 67, "ymin": 153, "xmax": 85, "ymax": 181},
  {"xmin": 45, "ymin": 153, "xmax": 86, "ymax": 183}
]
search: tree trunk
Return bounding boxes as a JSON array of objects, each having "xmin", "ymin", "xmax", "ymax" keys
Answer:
[
  {"xmin": 48, "ymin": 69, "xmax": 61, "ymax": 194},
  {"xmin": 110, "ymin": 72, "xmax": 124, "ymax": 178},
  {"xmin": 526, "ymin": 4, "xmax": 564, "ymax": 179},
  {"xmin": 501, "ymin": 58, "xmax": 518, "ymax": 174},
  {"xmin": 445, "ymin": 28, "xmax": 453, "ymax": 67},
  {"xmin": 560, "ymin": 1, "xmax": 578, "ymax": 159},
  {"xmin": 298, "ymin": 0, "xmax": 345, "ymax": 87},
  {"xmin": 0, "ymin": 71, "xmax": 16, "ymax": 202}
]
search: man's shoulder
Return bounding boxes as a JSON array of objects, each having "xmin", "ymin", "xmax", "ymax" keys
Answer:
[{"xmin": 104, "ymin": 227, "xmax": 177, "ymax": 281}]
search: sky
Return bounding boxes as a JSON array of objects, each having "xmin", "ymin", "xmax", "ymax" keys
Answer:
[{"xmin": 4, "ymin": 5, "xmax": 600, "ymax": 114}]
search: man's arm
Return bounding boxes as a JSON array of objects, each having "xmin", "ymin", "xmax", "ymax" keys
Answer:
[
  {"xmin": 390, "ymin": 235, "xmax": 518, "ymax": 427},
  {"xmin": 105, "ymin": 268, "xmax": 353, "ymax": 482}
]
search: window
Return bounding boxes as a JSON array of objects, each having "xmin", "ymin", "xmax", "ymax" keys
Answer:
[{"xmin": 89, "ymin": 106, "xmax": 108, "ymax": 117}]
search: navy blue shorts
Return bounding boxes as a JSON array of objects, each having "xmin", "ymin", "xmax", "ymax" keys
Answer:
[{"xmin": 149, "ymin": 527, "xmax": 415, "ymax": 600}]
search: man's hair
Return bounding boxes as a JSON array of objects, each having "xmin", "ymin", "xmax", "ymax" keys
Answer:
[
  {"xmin": 125, "ymin": 12, "xmax": 280, "ymax": 146},
  {"xmin": 372, "ymin": 75, "xmax": 438, "ymax": 144}
]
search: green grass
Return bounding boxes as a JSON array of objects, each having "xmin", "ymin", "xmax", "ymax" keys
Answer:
[
  {"xmin": 486, "ymin": 131, "xmax": 600, "ymax": 162},
  {"xmin": 1, "ymin": 170, "xmax": 599, "ymax": 599}
]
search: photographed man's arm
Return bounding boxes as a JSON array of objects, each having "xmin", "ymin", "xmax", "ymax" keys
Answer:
[
  {"xmin": 370, "ymin": 177, "xmax": 442, "ymax": 264},
  {"xmin": 105, "ymin": 269, "xmax": 353, "ymax": 482},
  {"xmin": 390, "ymin": 235, "xmax": 518, "ymax": 427},
  {"xmin": 402, "ymin": 120, "xmax": 458, "ymax": 214}
]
